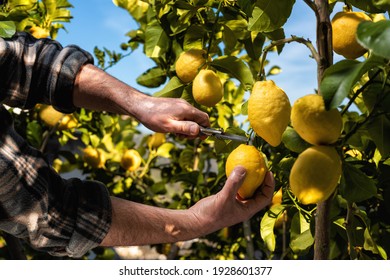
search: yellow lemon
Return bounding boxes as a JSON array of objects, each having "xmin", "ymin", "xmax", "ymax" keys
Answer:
[
  {"xmin": 121, "ymin": 149, "xmax": 142, "ymax": 171},
  {"xmin": 225, "ymin": 144, "xmax": 267, "ymax": 199},
  {"xmin": 38, "ymin": 105, "xmax": 77, "ymax": 130},
  {"xmin": 291, "ymin": 94, "xmax": 342, "ymax": 145},
  {"xmin": 192, "ymin": 69, "xmax": 223, "ymax": 107},
  {"xmin": 147, "ymin": 133, "xmax": 166, "ymax": 149},
  {"xmin": 57, "ymin": 114, "xmax": 78, "ymax": 130},
  {"xmin": 176, "ymin": 49, "xmax": 208, "ymax": 83},
  {"xmin": 271, "ymin": 188, "xmax": 283, "ymax": 206},
  {"xmin": 83, "ymin": 147, "xmax": 106, "ymax": 169},
  {"xmin": 289, "ymin": 146, "xmax": 342, "ymax": 205},
  {"xmin": 332, "ymin": 11, "xmax": 372, "ymax": 59},
  {"xmin": 248, "ymin": 80, "xmax": 291, "ymax": 147},
  {"xmin": 30, "ymin": 26, "xmax": 50, "ymax": 39}
]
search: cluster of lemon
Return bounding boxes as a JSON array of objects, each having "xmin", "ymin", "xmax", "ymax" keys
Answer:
[
  {"xmin": 82, "ymin": 133, "xmax": 166, "ymax": 172},
  {"xmin": 175, "ymin": 49, "xmax": 223, "ymax": 107},
  {"xmin": 222, "ymin": 10, "xmax": 373, "ymax": 204}
]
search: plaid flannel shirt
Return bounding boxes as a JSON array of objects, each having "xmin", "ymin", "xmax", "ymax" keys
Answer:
[{"xmin": 0, "ymin": 32, "xmax": 112, "ymax": 258}]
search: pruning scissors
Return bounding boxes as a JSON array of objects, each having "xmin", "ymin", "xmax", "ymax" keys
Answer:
[{"xmin": 199, "ymin": 127, "xmax": 249, "ymax": 143}]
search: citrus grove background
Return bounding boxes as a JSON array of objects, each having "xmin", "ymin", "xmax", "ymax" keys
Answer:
[{"xmin": 0, "ymin": 0, "xmax": 390, "ymax": 260}]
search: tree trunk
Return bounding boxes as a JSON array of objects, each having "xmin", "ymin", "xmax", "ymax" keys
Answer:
[{"xmin": 313, "ymin": 0, "xmax": 333, "ymax": 260}]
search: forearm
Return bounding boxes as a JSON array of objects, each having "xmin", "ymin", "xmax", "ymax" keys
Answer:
[
  {"xmin": 100, "ymin": 196, "xmax": 203, "ymax": 246},
  {"xmin": 72, "ymin": 64, "xmax": 148, "ymax": 117}
]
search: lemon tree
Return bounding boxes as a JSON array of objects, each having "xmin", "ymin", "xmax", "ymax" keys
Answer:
[{"xmin": 2, "ymin": 0, "xmax": 390, "ymax": 261}]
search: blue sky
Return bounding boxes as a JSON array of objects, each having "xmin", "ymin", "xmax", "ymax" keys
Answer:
[{"xmin": 56, "ymin": 1, "xmax": 347, "ymax": 106}]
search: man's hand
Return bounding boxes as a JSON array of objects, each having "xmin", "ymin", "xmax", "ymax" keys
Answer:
[
  {"xmin": 189, "ymin": 166, "xmax": 275, "ymax": 236},
  {"xmin": 134, "ymin": 95, "xmax": 210, "ymax": 138},
  {"xmin": 73, "ymin": 64, "xmax": 209, "ymax": 138}
]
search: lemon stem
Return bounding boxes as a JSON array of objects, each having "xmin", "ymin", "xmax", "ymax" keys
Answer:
[
  {"xmin": 206, "ymin": 1, "xmax": 223, "ymax": 57},
  {"xmin": 258, "ymin": 36, "xmax": 320, "ymax": 81}
]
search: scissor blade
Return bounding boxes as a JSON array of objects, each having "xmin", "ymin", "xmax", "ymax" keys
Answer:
[{"xmin": 214, "ymin": 133, "xmax": 248, "ymax": 142}]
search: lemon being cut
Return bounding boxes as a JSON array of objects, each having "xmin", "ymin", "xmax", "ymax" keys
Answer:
[
  {"xmin": 289, "ymin": 146, "xmax": 342, "ymax": 205},
  {"xmin": 291, "ymin": 94, "xmax": 342, "ymax": 145},
  {"xmin": 176, "ymin": 49, "xmax": 208, "ymax": 83},
  {"xmin": 192, "ymin": 69, "xmax": 223, "ymax": 107},
  {"xmin": 331, "ymin": 11, "xmax": 372, "ymax": 59},
  {"xmin": 225, "ymin": 144, "xmax": 268, "ymax": 199},
  {"xmin": 248, "ymin": 80, "xmax": 291, "ymax": 147}
]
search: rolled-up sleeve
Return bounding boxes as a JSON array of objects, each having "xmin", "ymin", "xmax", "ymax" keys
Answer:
[
  {"xmin": 0, "ymin": 32, "xmax": 93, "ymax": 113},
  {"xmin": 0, "ymin": 107, "xmax": 112, "ymax": 257}
]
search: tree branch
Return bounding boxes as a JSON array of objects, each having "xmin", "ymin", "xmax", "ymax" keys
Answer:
[{"xmin": 313, "ymin": 0, "xmax": 333, "ymax": 260}]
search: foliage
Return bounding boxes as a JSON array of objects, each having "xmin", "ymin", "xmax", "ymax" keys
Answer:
[{"xmin": 1, "ymin": 0, "xmax": 390, "ymax": 260}]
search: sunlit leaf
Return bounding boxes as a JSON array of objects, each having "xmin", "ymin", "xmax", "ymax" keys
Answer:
[
  {"xmin": 145, "ymin": 20, "xmax": 169, "ymax": 58},
  {"xmin": 136, "ymin": 67, "xmax": 167, "ymax": 88},
  {"xmin": 260, "ymin": 204, "xmax": 285, "ymax": 252},
  {"xmin": 156, "ymin": 142, "xmax": 175, "ymax": 158},
  {"xmin": 154, "ymin": 76, "xmax": 185, "ymax": 98},
  {"xmin": 248, "ymin": 0, "xmax": 295, "ymax": 33},
  {"xmin": 320, "ymin": 55, "xmax": 386, "ymax": 110},
  {"xmin": 357, "ymin": 20, "xmax": 390, "ymax": 59},
  {"xmin": 210, "ymin": 56, "xmax": 254, "ymax": 90},
  {"xmin": 290, "ymin": 229, "xmax": 314, "ymax": 253},
  {"xmin": 0, "ymin": 21, "xmax": 16, "ymax": 38}
]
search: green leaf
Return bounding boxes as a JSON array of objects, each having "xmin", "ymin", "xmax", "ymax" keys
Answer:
[
  {"xmin": 260, "ymin": 204, "xmax": 285, "ymax": 252},
  {"xmin": 357, "ymin": 20, "xmax": 390, "ymax": 59},
  {"xmin": 113, "ymin": 0, "xmax": 149, "ymax": 20},
  {"xmin": 183, "ymin": 24, "xmax": 206, "ymax": 50},
  {"xmin": 136, "ymin": 67, "xmax": 167, "ymax": 88},
  {"xmin": 346, "ymin": 0, "xmax": 388, "ymax": 13},
  {"xmin": 156, "ymin": 142, "xmax": 175, "ymax": 158},
  {"xmin": 281, "ymin": 126, "xmax": 311, "ymax": 153},
  {"xmin": 363, "ymin": 228, "xmax": 388, "ymax": 259},
  {"xmin": 339, "ymin": 162, "xmax": 377, "ymax": 202},
  {"xmin": 248, "ymin": 0, "xmax": 295, "ymax": 33},
  {"xmin": 320, "ymin": 55, "xmax": 386, "ymax": 110},
  {"xmin": 0, "ymin": 21, "xmax": 16, "ymax": 38},
  {"xmin": 210, "ymin": 56, "xmax": 254, "ymax": 90},
  {"xmin": 367, "ymin": 114, "xmax": 390, "ymax": 157},
  {"xmin": 243, "ymin": 31, "xmax": 265, "ymax": 60},
  {"xmin": 154, "ymin": 76, "xmax": 185, "ymax": 98},
  {"xmin": 145, "ymin": 20, "xmax": 169, "ymax": 59},
  {"xmin": 289, "ymin": 211, "xmax": 314, "ymax": 253},
  {"xmin": 237, "ymin": 0, "xmax": 255, "ymax": 17},
  {"xmin": 290, "ymin": 229, "xmax": 314, "ymax": 253}
]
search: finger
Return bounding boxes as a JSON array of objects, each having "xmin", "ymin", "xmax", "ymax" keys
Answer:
[
  {"xmin": 169, "ymin": 120, "xmax": 202, "ymax": 137},
  {"xmin": 184, "ymin": 107, "xmax": 210, "ymax": 128},
  {"xmin": 221, "ymin": 166, "xmax": 247, "ymax": 198},
  {"xmin": 251, "ymin": 171, "xmax": 275, "ymax": 208}
]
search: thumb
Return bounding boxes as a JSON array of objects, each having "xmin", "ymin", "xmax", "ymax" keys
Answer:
[
  {"xmin": 169, "ymin": 120, "xmax": 200, "ymax": 137},
  {"xmin": 223, "ymin": 166, "xmax": 247, "ymax": 197}
]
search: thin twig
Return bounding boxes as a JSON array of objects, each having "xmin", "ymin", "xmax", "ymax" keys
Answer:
[
  {"xmin": 303, "ymin": 0, "xmax": 317, "ymax": 13},
  {"xmin": 258, "ymin": 36, "xmax": 320, "ymax": 80},
  {"xmin": 341, "ymin": 69, "xmax": 382, "ymax": 115}
]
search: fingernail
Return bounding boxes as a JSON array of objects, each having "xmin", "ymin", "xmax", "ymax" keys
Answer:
[
  {"xmin": 235, "ymin": 166, "xmax": 246, "ymax": 177},
  {"xmin": 190, "ymin": 124, "xmax": 198, "ymax": 135}
]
